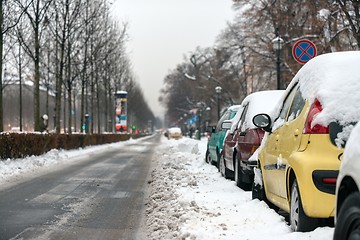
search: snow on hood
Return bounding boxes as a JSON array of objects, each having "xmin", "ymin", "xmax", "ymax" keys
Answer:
[{"xmin": 294, "ymin": 51, "xmax": 360, "ymax": 126}]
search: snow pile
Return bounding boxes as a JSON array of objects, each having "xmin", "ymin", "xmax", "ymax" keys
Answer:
[{"xmin": 145, "ymin": 137, "xmax": 334, "ymax": 239}]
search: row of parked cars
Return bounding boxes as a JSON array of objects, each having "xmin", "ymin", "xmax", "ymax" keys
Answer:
[{"xmin": 205, "ymin": 51, "xmax": 360, "ymax": 238}]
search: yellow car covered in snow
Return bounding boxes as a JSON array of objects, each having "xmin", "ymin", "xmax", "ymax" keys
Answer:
[{"xmin": 252, "ymin": 51, "xmax": 360, "ymax": 232}]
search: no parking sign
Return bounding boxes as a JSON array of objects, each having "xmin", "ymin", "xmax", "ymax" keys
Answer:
[{"xmin": 292, "ymin": 39, "xmax": 317, "ymax": 64}]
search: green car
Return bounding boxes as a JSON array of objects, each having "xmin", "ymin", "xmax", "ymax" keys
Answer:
[{"xmin": 206, "ymin": 105, "xmax": 241, "ymax": 168}]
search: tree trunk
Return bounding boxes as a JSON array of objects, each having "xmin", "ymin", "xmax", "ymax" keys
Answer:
[
  {"xmin": 0, "ymin": 1, "xmax": 3, "ymax": 132},
  {"xmin": 67, "ymin": 37, "xmax": 72, "ymax": 134},
  {"xmin": 33, "ymin": 0, "xmax": 41, "ymax": 131},
  {"xmin": 96, "ymin": 72, "xmax": 100, "ymax": 133},
  {"xmin": 63, "ymin": 86, "xmax": 66, "ymax": 132},
  {"xmin": 19, "ymin": 44, "xmax": 23, "ymax": 131}
]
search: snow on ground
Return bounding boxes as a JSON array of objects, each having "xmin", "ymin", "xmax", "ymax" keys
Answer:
[
  {"xmin": 145, "ymin": 136, "xmax": 334, "ymax": 240},
  {"xmin": 0, "ymin": 137, "xmax": 148, "ymax": 188},
  {"xmin": 0, "ymin": 134, "xmax": 334, "ymax": 239}
]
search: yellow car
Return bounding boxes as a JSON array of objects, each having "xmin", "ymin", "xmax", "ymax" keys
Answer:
[
  {"xmin": 252, "ymin": 51, "xmax": 360, "ymax": 232},
  {"xmin": 166, "ymin": 127, "xmax": 183, "ymax": 140}
]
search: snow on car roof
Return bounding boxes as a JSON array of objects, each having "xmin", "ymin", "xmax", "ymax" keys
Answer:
[
  {"xmin": 168, "ymin": 127, "xmax": 182, "ymax": 133},
  {"xmin": 292, "ymin": 51, "xmax": 360, "ymax": 127},
  {"xmin": 240, "ymin": 90, "xmax": 285, "ymax": 130},
  {"xmin": 227, "ymin": 105, "xmax": 242, "ymax": 111}
]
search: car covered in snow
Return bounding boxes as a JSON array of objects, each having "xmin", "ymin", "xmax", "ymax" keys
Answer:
[
  {"xmin": 334, "ymin": 121, "xmax": 360, "ymax": 240},
  {"xmin": 166, "ymin": 127, "xmax": 183, "ymax": 140},
  {"xmin": 220, "ymin": 90, "xmax": 284, "ymax": 188},
  {"xmin": 252, "ymin": 51, "xmax": 360, "ymax": 232},
  {"xmin": 205, "ymin": 105, "xmax": 241, "ymax": 167}
]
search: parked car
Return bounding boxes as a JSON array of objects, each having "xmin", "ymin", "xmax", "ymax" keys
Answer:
[
  {"xmin": 334, "ymin": 121, "xmax": 360, "ymax": 240},
  {"xmin": 220, "ymin": 90, "xmax": 284, "ymax": 188},
  {"xmin": 166, "ymin": 127, "xmax": 183, "ymax": 140},
  {"xmin": 252, "ymin": 51, "xmax": 360, "ymax": 232},
  {"xmin": 205, "ymin": 105, "xmax": 241, "ymax": 167}
]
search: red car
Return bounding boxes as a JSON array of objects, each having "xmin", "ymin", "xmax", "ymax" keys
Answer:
[{"xmin": 219, "ymin": 90, "xmax": 284, "ymax": 189}]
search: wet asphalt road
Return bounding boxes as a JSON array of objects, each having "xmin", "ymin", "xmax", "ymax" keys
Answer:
[{"xmin": 0, "ymin": 135, "xmax": 160, "ymax": 240}]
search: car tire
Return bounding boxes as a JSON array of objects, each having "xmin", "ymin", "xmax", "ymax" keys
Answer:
[
  {"xmin": 235, "ymin": 156, "xmax": 251, "ymax": 190},
  {"xmin": 334, "ymin": 192, "xmax": 360, "ymax": 240},
  {"xmin": 219, "ymin": 154, "xmax": 232, "ymax": 179},
  {"xmin": 290, "ymin": 180, "xmax": 318, "ymax": 232},
  {"xmin": 205, "ymin": 150, "xmax": 211, "ymax": 164},
  {"xmin": 252, "ymin": 180, "xmax": 266, "ymax": 201},
  {"xmin": 216, "ymin": 152, "xmax": 221, "ymax": 170},
  {"xmin": 251, "ymin": 166, "xmax": 267, "ymax": 201},
  {"xmin": 252, "ymin": 167, "xmax": 279, "ymax": 211}
]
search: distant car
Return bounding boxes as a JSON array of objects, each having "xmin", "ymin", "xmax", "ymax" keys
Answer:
[
  {"xmin": 205, "ymin": 105, "xmax": 241, "ymax": 167},
  {"xmin": 252, "ymin": 51, "xmax": 360, "ymax": 232},
  {"xmin": 166, "ymin": 127, "xmax": 183, "ymax": 140},
  {"xmin": 220, "ymin": 90, "xmax": 284, "ymax": 188},
  {"xmin": 334, "ymin": 122, "xmax": 360, "ymax": 240}
]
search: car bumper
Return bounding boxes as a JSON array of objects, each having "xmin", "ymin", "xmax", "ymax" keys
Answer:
[{"xmin": 291, "ymin": 135, "xmax": 342, "ymax": 218}]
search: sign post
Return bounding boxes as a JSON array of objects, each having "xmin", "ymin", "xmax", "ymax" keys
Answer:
[
  {"xmin": 115, "ymin": 91, "xmax": 128, "ymax": 132},
  {"xmin": 292, "ymin": 39, "xmax": 317, "ymax": 64}
]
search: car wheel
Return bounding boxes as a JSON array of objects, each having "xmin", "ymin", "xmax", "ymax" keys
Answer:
[
  {"xmin": 205, "ymin": 150, "xmax": 211, "ymax": 164},
  {"xmin": 290, "ymin": 180, "xmax": 318, "ymax": 232},
  {"xmin": 235, "ymin": 156, "xmax": 251, "ymax": 190},
  {"xmin": 252, "ymin": 166, "xmax": 267, "ymax": 200},
  {"xmin": 220, "ymin": 154, "xmax": 232, "ymax": 179},
  {"xmin": 216, "ymin": 152, "xmax": 221, "ymax": 170},
  {"xmin": 219, "ymin": 154, "xmax": 225, "ymax": 177},
  {"xmin": 334, "ymin": 192, "xmax": 360, "ymax": 240},
  {"xmin": 252, "ymin": 166, "xmax": 279, "ymax": 211}
]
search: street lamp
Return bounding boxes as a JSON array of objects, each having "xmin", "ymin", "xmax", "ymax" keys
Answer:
[
  {"xmin": 272, "ymin": 34, "xmax": 284, "ymax": 90},
  {"xmin": 215, "ymin": 86, "xmax": 222, "ymax": 120},
  {"xmin": 205, "ymin": 107, "xmax": 211, "ymax": 128}
]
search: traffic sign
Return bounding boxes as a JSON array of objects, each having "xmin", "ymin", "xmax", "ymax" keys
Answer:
[{"xmin": 292, "ymin": 39, "xmax": 317, "ymax": 64}]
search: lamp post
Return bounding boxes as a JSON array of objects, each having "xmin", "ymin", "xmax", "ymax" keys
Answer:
[
  {"xmin": 272, "ymin": 34, "xmax": 284, "ymax": 90},
  {"xmin": 196, "ymin": 102, "xmax": 206, "ymax": 140},
  {"xmin": 215, "ymin": 86, "xmax": 222, "ymax": 120}
]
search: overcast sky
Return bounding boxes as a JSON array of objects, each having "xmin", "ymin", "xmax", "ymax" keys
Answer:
[{"xmin": 111, "ymin": 0, "xmax": 236, "ymax": 118}]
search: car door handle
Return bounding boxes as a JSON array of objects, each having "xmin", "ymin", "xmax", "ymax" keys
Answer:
[
  {"xmin": 294, "ymin": 129, "xmax": 299, "ymax": 137},
  {"xmin": 239, "ymin": 132, "xmax": 246, "ymax": 136}
]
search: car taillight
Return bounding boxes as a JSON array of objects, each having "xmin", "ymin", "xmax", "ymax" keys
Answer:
[
  {"xmin": 251, "ymin": 146, "xmax": 258, "ymax": 155},
  {"xmin": 303, "ymin": 98, "xmax": 329, "ymax": 134}
]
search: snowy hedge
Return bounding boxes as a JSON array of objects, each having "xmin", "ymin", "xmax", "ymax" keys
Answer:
[{"xmin": 0, "ymin": 133, "xmax": 133, "ymax": 159}]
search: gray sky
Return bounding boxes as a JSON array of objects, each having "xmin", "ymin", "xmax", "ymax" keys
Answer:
[{"xmin": 111, "ymin": 0, "xmax": 235, "ymax": 117}]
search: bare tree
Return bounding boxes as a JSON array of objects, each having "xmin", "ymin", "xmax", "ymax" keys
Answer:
[
  {"xmin": 336, "ymin": 0, "xmax": 360, "ymax": 48},
  {"xmin": 16, "ymin": 0, "xmax": 52, "ymax": 131}
]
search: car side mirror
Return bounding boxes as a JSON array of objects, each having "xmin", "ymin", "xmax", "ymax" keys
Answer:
[
  {"xmin": 221, "ymin": 120, "xmax": 232, "ymax": 130},
  {"xmin": 253, "ymin": 114, "xmax": 272, "ymax": 133}
]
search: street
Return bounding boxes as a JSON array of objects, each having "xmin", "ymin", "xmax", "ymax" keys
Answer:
[{"xmin": 0, "ymin": 135, "xmax": 160, "ymax": 240}]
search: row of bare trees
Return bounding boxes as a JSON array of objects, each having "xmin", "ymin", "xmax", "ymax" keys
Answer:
[
  {"xmin": 160, "ymin": 0, "xmax": 360, "ymax": 125},
  {"xmin": 1, "ymin": 0, "xmax": 156, "ymax": 133}
]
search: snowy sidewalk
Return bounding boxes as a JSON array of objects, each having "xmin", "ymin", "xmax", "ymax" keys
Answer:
[{"xmin": 145, "ymin": 137, "xmax": 334, "ymax": 240}]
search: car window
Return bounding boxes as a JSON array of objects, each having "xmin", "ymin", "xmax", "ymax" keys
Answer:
[
  {"xmin": 216, "ymin": 111, "xmax": 230, "ymax": 131},
  {"xmin": 237, "ymin": 103, "xmax": 249, "ymax": 130},
  {"xmin": 278, "ymin": 84, "xmax": 298, "ymax": 120},
  {"xmin": 287, "ymin": 86, "xmax": 305, "ymax": 122}
]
